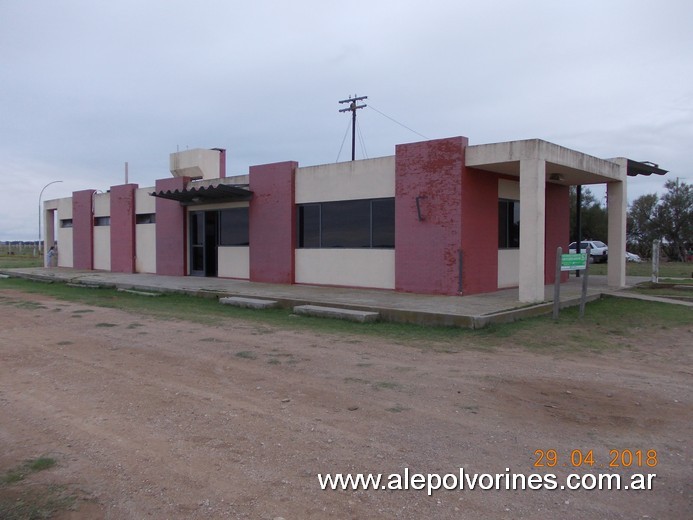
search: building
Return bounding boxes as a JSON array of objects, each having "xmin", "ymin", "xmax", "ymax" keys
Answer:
[{"xmin": 43, "ymin": 135, "xmax": 664, "ymax": 303}]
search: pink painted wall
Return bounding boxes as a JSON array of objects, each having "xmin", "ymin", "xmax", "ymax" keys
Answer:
[
  {"xmin": 249, "ymin": 161, "xmax": 297, "ymax": 284},
  {"xmin": 72, "ymin": 189, "xmax": 96, "ymax": 270},
  {"xmin": 155, "ymin": 177, "xmax": 189, "ymax": 276},
  {"xmin": 110, "ymin": 183, "xmax": 137, "ymax": 273},
  {"xmin": 395, "ymin": 137, "xmax": 467, "ymax": 295},
  {"xmin": 545, "ymin": 183, "xmax": 570, "ymax": 283},
  {"xmin": 460, "ymin": 167, "xmax": 499, "ymax": 295}
]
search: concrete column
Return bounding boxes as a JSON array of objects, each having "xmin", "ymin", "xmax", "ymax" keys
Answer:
[
  {"xmin": 607, "ymin": 159, "xmax": 628, "ymax": 288},
  {"xmin": 519, "ymin": 158, "xmax": 546, "ymax": 303}
]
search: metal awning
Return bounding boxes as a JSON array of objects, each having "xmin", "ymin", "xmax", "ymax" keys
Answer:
[
  {"xmin": 150, "ymin": 184, "xmax": 253, "ymax": 205},
  {"xmin": 626, "ymin": 160, "xmax": 668, "ymax": 177}
]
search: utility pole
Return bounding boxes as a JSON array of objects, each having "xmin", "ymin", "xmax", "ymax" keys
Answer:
[{"xmin": 338, "ymin": 95, "xmax": 367, "ymax": 161}]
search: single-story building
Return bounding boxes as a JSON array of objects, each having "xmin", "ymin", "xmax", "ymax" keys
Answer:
[{"xmin": 43, "ymin": 135, "xmax": 665, "ymax": 303}]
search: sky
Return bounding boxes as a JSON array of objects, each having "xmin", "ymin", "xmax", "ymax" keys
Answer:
[{"xmin": 1, "ymin": 0, "xmax": 691, "ymax": 241}]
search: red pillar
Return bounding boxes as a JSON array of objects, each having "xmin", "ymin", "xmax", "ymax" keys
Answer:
[
  {"xmin": 72, "ymin": 189, "xmax": 95, "ymax": 270},
  {"xmin": 544, "ymin": 183, "xmax": 570, "ymax": 283},
  {"xmin": 249, "ymin": 161, "xmax": 297, "ymax": 284},
  {"xmin": 110, "ymin": 184, "xmax": 137, "ymax": 273},
  {"xmin": 155, "ymin": 177, "xmax": 189, "ymax": 276},
  {"xmin": 460, "ymin": 166, "xmax": 499, "ymax": 295}
]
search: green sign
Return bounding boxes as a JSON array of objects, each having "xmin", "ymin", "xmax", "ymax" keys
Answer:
[{"xmin": 561, "ymin": 253, "xmax": 587, "ymax": 271}]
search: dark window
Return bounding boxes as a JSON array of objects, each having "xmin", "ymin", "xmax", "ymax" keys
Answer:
[
  {"xmin": 94, "ymin": 216, "xmax": 110, "ymax": 226},
  {"xmin": 297, "ymin": 204, "xmax": 321, "ymax": 248},
  {"xmin": 296, "ymin": 198, "xmax": 395, "ymax": 249},
  {"xmin": 371, "ymin": 198, "xmax": 395, "ymax": 248},
  {"xmin": 321, "ymin": 199, "xmax": 371, "ymax": 248},
  {"xmin": 498, "ymin": 199, "xmax": 520, "ymax": 248},
  {"xmin": 219, "ymin": 207, "xmax": 249, "ymax": 246},
  {"xmin": 136, "ymin": 213, "xmax": 156, "ymax": 224},
  {"xmin": 60, "ymin": 219, "xmax": 73, "ymax": 228}
]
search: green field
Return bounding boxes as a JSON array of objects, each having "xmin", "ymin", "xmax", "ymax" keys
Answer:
[
  {"xmin": 589, "ymin": 261, "xmax": 691, "ymax": 278},
  {"xmin": 0, "ymin": 255, "xmax": 42, "ymax": 269}
]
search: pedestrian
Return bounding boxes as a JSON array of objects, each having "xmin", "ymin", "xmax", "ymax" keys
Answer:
[{"xmin": 47, "ymin": 245, "xmax": 58, "ymax": 267}]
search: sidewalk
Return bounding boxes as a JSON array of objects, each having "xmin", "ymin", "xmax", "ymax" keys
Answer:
[{"xmin": 2, "ymin": 267, "xmax": 684, "ymax": 328}]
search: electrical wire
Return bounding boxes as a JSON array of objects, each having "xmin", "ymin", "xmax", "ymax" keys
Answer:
[
  {"xmin": 368, "ymin": 104, "xmax": 429, "ymax": 140},
  {"xmin": 335, "ymin": 119, "xmax": 352, "ymax": 162},
  {"xmin": 356, "ymin": 119, "xmax": 368, "ymax": 159}
]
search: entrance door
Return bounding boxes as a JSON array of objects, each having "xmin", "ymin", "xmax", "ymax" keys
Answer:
[{"xmin": 190, "ymin": 211, "xmax": 218, "ymax": 277}]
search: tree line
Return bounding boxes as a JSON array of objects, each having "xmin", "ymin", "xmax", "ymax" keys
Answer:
[{"xmin": 570, "ymin": 179, "xmax": 692, "ymax": 261}]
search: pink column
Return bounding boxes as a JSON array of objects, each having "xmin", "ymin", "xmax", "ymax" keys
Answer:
[
  {"xmin": 155, "ymin": 177, "xmax": 189, "ymax": 276},
  {"xmin": 110, "ymin": 184, "xmax": 137, "ymax": 273},
  {"xmin": 249, "ymin": 161, "xmax": 297, "ymax": 284},
  {"xmin": 395, "ymin": 137, "xmax": 467, "ymax": 295},
  {"xmin": 72, "ymin": 189, "xmax": 96, "ymax": 270}
]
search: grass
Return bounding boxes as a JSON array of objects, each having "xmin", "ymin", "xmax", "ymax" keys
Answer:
[
  {"xmin": 0, "ymin": 485, "xmax": 76, "ymax": 520},
  {"xmin": 0, "ymin": 276, "xmax": 690, "ymax": 353},
  {"xmin": 0, "ymin": 254, "xmax": 42, "ymax": 269},
  {"xmin": 588, "ymin": 261, "xmax": 692, "ymax": 278},
  {"xmin": 1, "ymin": 457, "xmax": 57, "ymax": 486}
]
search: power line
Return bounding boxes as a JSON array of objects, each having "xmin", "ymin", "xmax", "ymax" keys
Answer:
[
  {"xmin": 367, "ymin": 103, "xmax": 429, "ymax": 140},
  {"xmin": 356, "ymin": 119, "xmax": 368, "ymax": 159},
  {"xmin": 335, "ymin": 118, "xmax": 352, "ymax": 163}
]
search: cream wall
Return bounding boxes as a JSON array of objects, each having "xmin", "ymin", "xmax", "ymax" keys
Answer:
[
  {"xmin": 295, "ymin": 249, "xmax": 395, "ymax": 289},
  {"xmin": 498, "ymin": 250, "xmax": 520, "ymax": 288},
  {"xmin": 92, "ymin": 192, "xmax": 110, "ymax": 270},
  {"xmin": 56, "ymin": 197, "xmax": 73, "ymax": 267},
  {"xmin": 136, "ymin": 187, "xmax": 156, "ymax": 214},
  {"xmin": 218, "ymin": 247, "xmax": 249, "ymax": 279},
  {"xmin": 134, "ymin": 188, "xmax": 157, "ymax": 273},
  {"xmin": 93, "ymin": 227, "xmax": 111, "ymax": 270},
  {"xmin": 295, "ymin": 156, "xmax": 395, "ymax": 203},
  {"xmin": 135, "ymin": 224, "xmax": 156, "ymax": 273},
  {"xmin": 499, "ymin": 178, "xmax": 520, "ymax": 200}
]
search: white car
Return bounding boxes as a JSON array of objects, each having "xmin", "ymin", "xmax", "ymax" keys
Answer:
[
  {"xmin": 626, "ymin": 251, "xmax": 642, "ymax": 263},
  {"xmin": 568, "ymin": 240, "xmax": 608, "ymax": 263}
]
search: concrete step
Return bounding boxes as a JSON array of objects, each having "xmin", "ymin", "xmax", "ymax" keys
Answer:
[
  {"xmin": 293, "ymin": 304, "xmax": 379, "ymax": 323},
  {"xmin": 219, "ymin": 296, "xmax": 278, "ymax": 309}
]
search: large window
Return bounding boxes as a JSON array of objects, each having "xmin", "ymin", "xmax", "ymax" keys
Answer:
[
  {"xmin": 219, "ymin": 208, "xmax": 249, "ymax": 246},
  {"xmin": 498, "ymin": 199, "xmax": 520, "ymax": 249},
  {"xmin": 297, "ymin": 198, "xmax": 395, "ymax": 249}
]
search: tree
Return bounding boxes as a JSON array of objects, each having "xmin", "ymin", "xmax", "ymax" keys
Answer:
[
  {"xmin": 627, "ymin": 193, "xmax": 659, "ymax": 258},
  {"xmin": 627, "ymin": 179, "xmax": 693, "ymax": 262},
  {"xmin": 655, "ymin": 179, "xmax": 693, "ymax": 261},
  {"xmin": 569, "ymin": 187, "xmax": 608, "ymax": 243}
]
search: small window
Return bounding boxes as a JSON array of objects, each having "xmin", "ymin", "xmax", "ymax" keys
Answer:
[
  {"xmin": 498, "ymin": 199, "xmax": 520, "ymax": 249},
  {"xmin": 219, "ymin": 208, "xmax": 249, "ymax": 246},
  {"xmin": 136, "ymin": 213, "xmax": 156, "ymax": 224},
  {"xmin": 94, "ymin": 216, "xmax": 110, "ymax": 226},
  {"xmin": 60, "ymin": 219, "xmax": 73, "ymax": 228}
]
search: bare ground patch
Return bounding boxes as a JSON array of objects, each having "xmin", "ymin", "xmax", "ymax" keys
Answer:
[{"xmin": 0, "ymin": 289, "xmax": 690, "ymax": 519}]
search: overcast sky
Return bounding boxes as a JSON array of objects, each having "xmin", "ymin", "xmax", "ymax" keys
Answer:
[{"xmin": 1, "ymin": 0, "xmax": 691, "ymax": 241}]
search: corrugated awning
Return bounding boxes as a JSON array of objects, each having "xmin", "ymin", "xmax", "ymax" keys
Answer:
[
  {"xmin": 627, "ymin": 160, "xmax": 668, "ymax": 177},
  {"xmin": 150, "ymin": 184, "xmax": 253, "ymax": 205}
]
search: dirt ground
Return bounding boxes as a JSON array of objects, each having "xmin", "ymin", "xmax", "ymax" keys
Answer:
[{"xmin": 0, "ymin": 289, "xmax": 690, "ymax": 519}]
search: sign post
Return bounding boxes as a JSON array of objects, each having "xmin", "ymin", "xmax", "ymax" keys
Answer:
[{"xmin": 554, "ymin": 249, "xmax": 590, "ymax": 320}]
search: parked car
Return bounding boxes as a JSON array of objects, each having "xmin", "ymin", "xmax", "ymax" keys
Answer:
[
  {"xmin": 568, "ymin": 240, "xmax": 608, "ymax": 263},
  {"xmin": 626, "ymin": 251, "xmax": 642, "ymax": 263}
]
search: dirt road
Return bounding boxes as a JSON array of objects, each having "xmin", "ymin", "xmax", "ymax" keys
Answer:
[{"xmin": 0, "ymin": 289, "xmax": 690, "ymax": 519}]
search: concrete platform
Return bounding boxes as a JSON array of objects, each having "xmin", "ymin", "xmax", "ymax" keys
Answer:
[
  {"xmin": 219, "ymin": 296, "xmax": 278, "ymax": 309},
  {"xmin": 0, "ymin": 267, "xmax": 666, "ymax": 328},
  {"xmin": 293, "ymin": 304, "xmax": 379, "ymax": 323}
]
